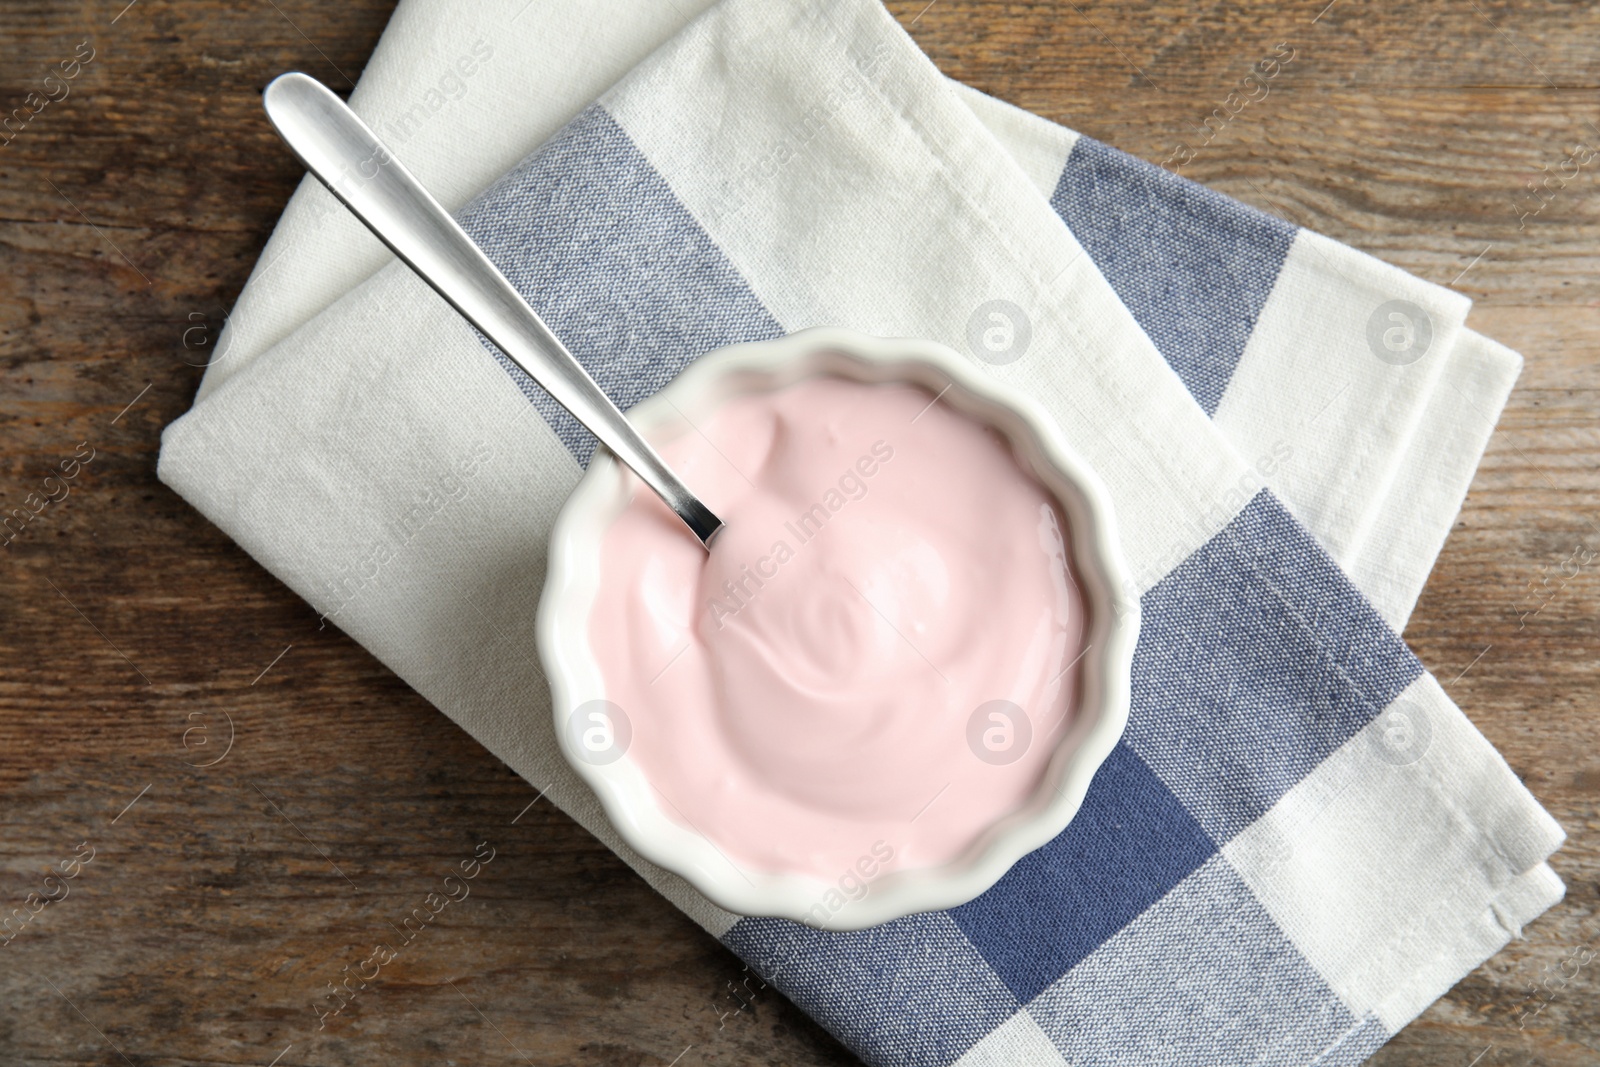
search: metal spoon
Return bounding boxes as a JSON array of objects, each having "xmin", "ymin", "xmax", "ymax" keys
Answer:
[{"xmin": 261, "ymin": 71, "xmax": 724, "ymax": 548}]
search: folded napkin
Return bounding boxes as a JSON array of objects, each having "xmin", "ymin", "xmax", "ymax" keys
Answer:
[{"xmin": 159, "ymin": 0, "xmax": 1564, "ymax": 1063}]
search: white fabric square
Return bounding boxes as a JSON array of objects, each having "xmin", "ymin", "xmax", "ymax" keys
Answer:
[{"xmin": 1222, "ymin": 674, "xmax": 1565, "ymax": 1032}]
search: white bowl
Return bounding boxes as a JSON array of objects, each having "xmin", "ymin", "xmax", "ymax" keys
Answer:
[{"xmin": 537, "ymin": 327, "xmax": 1139, "ymax": 928}]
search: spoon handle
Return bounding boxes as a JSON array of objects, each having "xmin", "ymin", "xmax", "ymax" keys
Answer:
[{"xmin": 262, "ymin": 72, "xmax": 723, "ymax": 547}]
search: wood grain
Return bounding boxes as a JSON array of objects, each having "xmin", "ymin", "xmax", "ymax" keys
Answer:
[{"xmin": 0, "ymin": 0, "xmax": 1595, "ymax": 1064}]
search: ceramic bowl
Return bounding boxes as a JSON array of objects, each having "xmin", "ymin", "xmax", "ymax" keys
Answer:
[{"xmin": 537, "ymin": 327, "xmax": 1139, "ymax": 927}]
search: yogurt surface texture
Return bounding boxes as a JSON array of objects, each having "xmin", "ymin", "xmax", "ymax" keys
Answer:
[{"xmin": 589, "ymin": 375, "xmax": 1087, "ymax": 880}]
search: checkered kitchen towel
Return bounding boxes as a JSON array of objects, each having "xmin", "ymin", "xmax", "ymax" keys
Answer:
[{"xmin": 158, "ymin": 0, "xmax": 1564, "ymax": 1063}]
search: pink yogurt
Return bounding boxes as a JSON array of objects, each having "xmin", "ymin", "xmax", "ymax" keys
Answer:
[{"xmin": 589, "ymin": 375, "xmax": 1086, "ymax": 880}]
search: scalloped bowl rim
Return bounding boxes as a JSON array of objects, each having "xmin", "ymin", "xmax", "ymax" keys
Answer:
[{"xmin": 536, "ymin": 327, "xmax": 1140, "ymax": 928}]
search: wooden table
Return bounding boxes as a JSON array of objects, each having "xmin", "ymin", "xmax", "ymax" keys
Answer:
[{"xmin": 1, "ymin": 1, "xmax": 1594, "ymax": 1064}]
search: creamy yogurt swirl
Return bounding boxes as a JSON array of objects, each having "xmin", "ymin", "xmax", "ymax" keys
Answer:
[{"xmin": 590, "ymin": 376, "xmax": 1086, "ymax": 879}]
